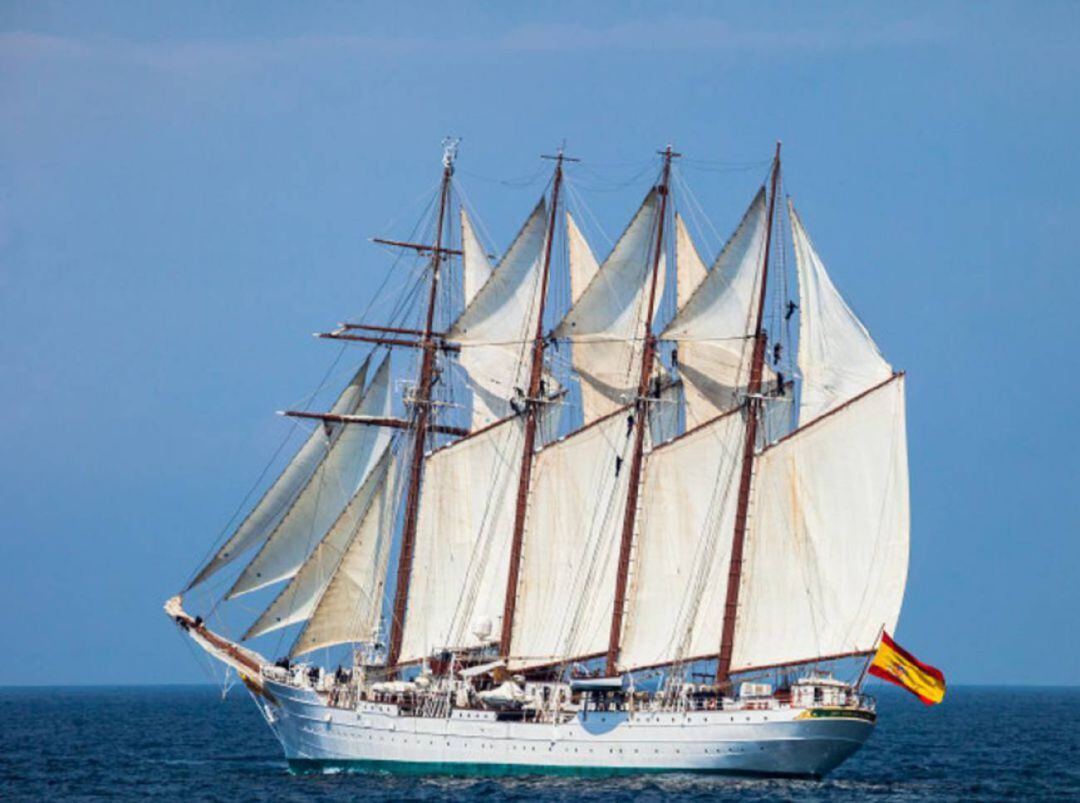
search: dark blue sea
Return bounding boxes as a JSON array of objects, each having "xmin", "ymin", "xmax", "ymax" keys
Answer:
[{"xmin": 1, "ymin": 685, "xmax": 1077, "ymax": 801}]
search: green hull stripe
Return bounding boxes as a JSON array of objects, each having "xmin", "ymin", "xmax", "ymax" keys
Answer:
[{"xmin": 806, "ymin": 708, "xmax": 876, "ymax": 722}]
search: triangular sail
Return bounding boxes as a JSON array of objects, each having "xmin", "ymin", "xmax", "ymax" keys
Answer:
[
  {"xmin": 618, "ymin": 409, "xmax": 744, "ymax": 671},
  {"xmin": 675, "ymin": 213, "xmax": 708, "ymax": 311},
  {"xmin": 397, "ymin": 417, "xmax": 525, "ymax": 663},
  {"xmin": 461, "ymin": 208, "xmax": 493, "ymax": 307},
  {"xmin": 289, "ymin": 450, "xmax": 401, "ymax": 658},
  {"xmin": 228, "ymin": 355, "xmax": 394, "ymax": 598},
  {"xmin": 790, "ymin": 201, "xmax": 892, "ymax": 423},
  {"xmin": 731, "ymin": 375, "xmax": 909, "ymax": 672},
  {"xmin": 187, "ymin": 357, "xmax": 372, "ymax": 590},
  {"xmin": 242, "ymin": 448, "xmax": 394, "ymax": 640},
  {"xmin": 554, "ymin": 192, "xmax": 665, "ymax": 424},
  {"xmin": 566, "ymin": 211, "xmax": 599, "ymax": 306},
  {"xmin": 508, "ymin": 410, "xmax": 638, "ymax": 669},
  {"xmin": 449, "ymin": 200, "xmax": 548, "ymax": 430},
  {"xmin": 663, "ymin": 188, "xmax": 770, "ymax": 426}
]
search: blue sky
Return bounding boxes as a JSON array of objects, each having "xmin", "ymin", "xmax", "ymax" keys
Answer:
[{"xmin": 1, "ymin": 2, "xmax": 1077, "ymax": 686}]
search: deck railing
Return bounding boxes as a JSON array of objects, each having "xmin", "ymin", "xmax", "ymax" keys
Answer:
[{"xmin": 260, "ymin": 666, "xmax": 876, "ymax": 720}]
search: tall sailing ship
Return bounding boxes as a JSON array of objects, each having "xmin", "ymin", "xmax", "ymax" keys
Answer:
[{"xmin": 167, "ymin": 140, "xmax": 910, "ymax": 778}]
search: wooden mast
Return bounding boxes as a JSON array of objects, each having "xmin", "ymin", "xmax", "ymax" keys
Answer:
[
  {"xmin": 387, "ymin": 141, "xmax": 457, "ymax": 668},
  {"xmin": 604, "ymin": 145, "xmax": 677, "ymax": 675},
  {"xmin": 498, "ymin": 149, "xmax": 573, "ymax": 658},
  {"xmin": 715, "ymin": 141, "xmax": 782, "ymax": 686}
]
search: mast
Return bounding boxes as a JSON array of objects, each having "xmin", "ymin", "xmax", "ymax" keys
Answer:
[
  {"xmin": 604, "ymin": 145, "xmax": 677, "ymax": 675},
  {"xmin": 387, "ymin": 140, "xmax": 457, "ymax": 668},
  {"xmin": 716, "ymin": 141, "xmax": 782, "ymax": 685},
  {"xmin": 499, "ymin": 149, "xmax": 573, "ymax": 657}
]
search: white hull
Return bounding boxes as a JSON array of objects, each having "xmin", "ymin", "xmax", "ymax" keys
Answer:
[{"xmin": 252, "ymin": 678, "xmax": 873, "ymax": 778}]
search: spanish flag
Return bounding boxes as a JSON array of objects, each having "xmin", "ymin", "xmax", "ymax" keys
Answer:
[{"xmin": 869, "ymin": 632, "xmax": 946, "ymax": 705}]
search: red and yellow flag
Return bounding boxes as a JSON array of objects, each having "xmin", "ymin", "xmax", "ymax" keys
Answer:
[{"xmin": 869, "ymin": 632, "xmax": 946, "ymax": 705}]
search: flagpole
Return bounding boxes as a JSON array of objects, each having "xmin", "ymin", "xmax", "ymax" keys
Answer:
[{"xmin": 855, "ymin": 624, "xmax": 886, "ymax": 690}]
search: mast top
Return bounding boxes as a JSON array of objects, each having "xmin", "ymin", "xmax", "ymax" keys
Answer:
[
  {"xmin": 541, "ymin": 143, "xmax": 581, "ymax": 164},
  {"xmin": 442, "ymin": 136, "xmax": 460, "ymax": 172}
]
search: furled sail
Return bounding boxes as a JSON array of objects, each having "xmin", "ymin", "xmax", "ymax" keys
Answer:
[
  {"xmin": 566, "ymin": 211, "xmax": 599, "ymax": 306},
  {"xmin": 675, "ymin": 213, "xmax": 708, "ymax": 310},
  {"xmin": 397, "ymin": 417, "xmax": 525, "ymax": 663},
  {"xmin": 242, "ymin": 448, "xmax": 394, "ymax": 640},
  {"xmin": 449, "ymin": 200, "xmax": 548, "ymax": 430},
  {"xmin": 289, "ymin": 449, "xmax": 401, "ymax": 658},
  {"xmin": 790, "ymin": 201, "xmax": 892, "ymax": 423},
  {"xmin": 228, "ymin": 356, "xmax": 394, "ymax": 598},
  {"xmin": 663, "ymin": 188, "xmax": 769, "ymax": 427},
  {"xmin": 509, "ymin": 410, "xmax": 637, "ymax": 669},
  {"xmin": 730, "ymin": 375, "xmax": 909, "ymax": 672},
  {"xmin": 461, "ymin": 208, "xmax": 493, "ymax": 307},
  {"xmin": 554, "ymin": 192, "xmax": 665, "ymax": 424},
  {"xmin": 618, "ymin": 409, "xmax": 744, "ymax": 670},
  {"xmin": 187, "ymin": 357, "xmax": 372, "ymax": 590}
]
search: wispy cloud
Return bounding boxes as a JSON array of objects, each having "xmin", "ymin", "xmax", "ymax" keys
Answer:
[
  {"xmin": 492, "ymin": 17, "xmax": 947, "ymax": 54},
  {"xmin": 0, "ymin": 31, "xmax": 425, "ymax": 75},
  {"xmin": 0, "ymin": 16, "xmax": 950, "ymax": 75}
]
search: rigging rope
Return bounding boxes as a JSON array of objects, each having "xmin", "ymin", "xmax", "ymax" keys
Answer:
[{"xmin": 182, "ymin": 343, "xmax": 350, "ymax": 593}]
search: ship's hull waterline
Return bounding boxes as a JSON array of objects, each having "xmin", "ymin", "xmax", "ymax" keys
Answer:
[{"xmin": 252, "ymin": 679, "xmax": 874, "ymax": 779}]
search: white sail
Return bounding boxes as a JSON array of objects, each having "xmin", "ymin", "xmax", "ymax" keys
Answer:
[
  {"xmin": 664, "ymin": 189, "xmax": 769, "ymax": 426},
  {"xmin": 187, "ymin": 359, "xmax": 372, "ymax": 589},
  {"xmin": 398, "ymin": 417, "xmax": 525, "ymax": 663},
  {"xmin": 228, "ymin": 356, "xmax": 394, "ymax": 598},
  {"xmin": 790, "ymin": 201, "xmax": 892, "ymax": 423},
  {"xmin": 730, "ymin": 375, "xmax": 909, "ymax": 672},
  {"xmin": 450, "ymin": 200, "xmax": 548, "ymax": 430},
  {"xmin": 675, "ymin": 213, "xmax": 708, "ymax": 311},
  {"xmin": 509, "ymin": 410, "xmax": 637, "ymax": 669},
  {"xmin": 619, "ymin": 409, "xmax": 744, "ymax": 670},
  {"xmin": 569, "ymin": 206, "xmax": 652, "ymax": 427},
  {"xmin": 555, "ymin": 192, "xmax": 665, "ymax": 424},
  {"xmin": 461, "ymin": 208, "xmax": 493, "ymax": 307},
  {"xmin": 290, "ymin": 451, "xmax": 401, "ymax": 658},
  {"xmin": 566, "ymin": 211, "xmax": 600, "ymax": 306},
  {"xmin": 243, "ymin": 449, "xmax": 393, "ymax": 640}
]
